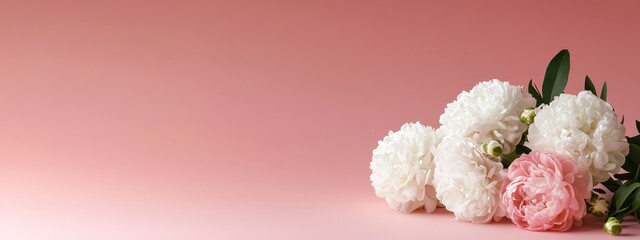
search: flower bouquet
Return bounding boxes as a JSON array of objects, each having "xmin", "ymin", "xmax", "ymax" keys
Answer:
[{"xmin": 370, "ymin": 50, "xmax": 640, "ymax": 235}]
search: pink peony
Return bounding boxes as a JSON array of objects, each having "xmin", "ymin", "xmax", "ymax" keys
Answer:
[{"xmin": 501, "ymin": 152, "xmax": 593, "ymax": 231}]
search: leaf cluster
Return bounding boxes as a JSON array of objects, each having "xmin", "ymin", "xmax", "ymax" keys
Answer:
[{"xmin": 604, "ymin": 121, "xmax": 640, "ymax": 221}]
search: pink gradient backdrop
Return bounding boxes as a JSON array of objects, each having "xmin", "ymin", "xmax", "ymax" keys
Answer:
[{"xmin": 1, "ymin": 1, "xmax": 640, "ymax": 239}]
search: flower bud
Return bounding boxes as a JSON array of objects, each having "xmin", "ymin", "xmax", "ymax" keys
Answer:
[
  {"xmin": 483, "ymin": 140, "xmax": 503, "ymax": 157},
  {"xmin": 520, "ymin": 108, "xmax": 536, "ymax": 125},
  {"xmin": 604, "ymin": 217, "xmax": 622, "ymax": 235},
  {"xmin": 587, "ymin": 194, "xmax": 609, "ymax": 217}
]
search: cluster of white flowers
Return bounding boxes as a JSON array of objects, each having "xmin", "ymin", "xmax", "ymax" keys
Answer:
[
  {"xmin": 526, "ymin": 91, "xmax": 629, "ymax": 184},
  {"xmin": 370, "ymin": 80, "xmax": 629, "ymax": 226},
  {"xmin": 370, "ymin": 79, "xmax": 531, "ymax": 222},
  {"xmin": 433, "ymin": 79, "xmax": 531, "ymax": 222}
]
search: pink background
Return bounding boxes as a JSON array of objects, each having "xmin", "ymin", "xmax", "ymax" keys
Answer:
[{"xmin": 1, "ymin": 1, "xmax": 640, "ymax": 239}]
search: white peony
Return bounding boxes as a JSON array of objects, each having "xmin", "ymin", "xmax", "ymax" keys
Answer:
[
  {"xmin": 439, "ymin": 79, "xmax": 536, "ymax": 154},
  {"xmin": 526, "ymin": 91, "xmax": 629, "ymax": 184},
  {"xmin": 433, "ymin": 136, "xmax": 505, "ymax": 223},
  {"xmin": 370, "ymin": 122, "xmax": 439, "ymax": 213}
]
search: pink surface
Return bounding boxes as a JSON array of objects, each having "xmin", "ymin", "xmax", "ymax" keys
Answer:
[{"xmin": 1, "ymin": 1, "xmax": 640, "ymax": 239}]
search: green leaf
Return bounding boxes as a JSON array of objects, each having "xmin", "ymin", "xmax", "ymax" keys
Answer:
[
  {"xmin": 629, "ymin": 143, "xmax": 640, "ymax": 165},
  {"xmin": 628, "ymin": 135, "xmax": 640, "ymax": 145},
  {"xmin": 614, "ymin": 172, "xmax": 635, "ymax": 181},
  {"xmin": 528, "ymin": 79, "xmax": 544, "ymax": 106},
  {"xmin": 632, "ymin": 190, "xmax": 640, "ymax": 212},
  {"xmin": 611, "ymin": 205, "xmax": 633, "ymax": 219},
  {"xmin": 602, "ymin": 178, "xmax": 622, "ymax": 192},
  {"xmin": 601, "ymin": 81, "xmax": 608, "ymax": 101},
  {"xmin": 501, "ymin": 152, "xmax": 520, "ymax": 162},
  {"xmin": 610, "ymin": 204, "xmax": 631, "ymax": 216},
  {"xmin": 585, "ymin": 75, "xmax": 597, "ymax": 96},
  {"xmin": 542, "ymin": 49, "xmax": 570, "ymax": 103},
  {"xmin": 621, "ymin": 155, "xmax": 639, "ymax": 173},
  {"xmin": 534, "ymin": 83, "xmax": 542, "ymax": 94},
  {"xmin": 613, "ymin": 188, "xmax": 640, "ymax": 219},
  {"xmin": 515, "ymin": 145, "xmax": 531, "ymax": 155},
  {"xmin": 614, "ymin": 182, "xmax": 640, "ymax": 210},
  {"xmin": 500, "ymin": 160, "xmax": 511, "ymax": 169}
]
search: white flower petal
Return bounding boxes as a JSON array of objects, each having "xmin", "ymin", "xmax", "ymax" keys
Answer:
[
  {"xmin": 526, "ymin": 91, "xmax": 629, "ymax": 184},
  {"xmin": 439, "ymin": 79, "xmax": 536, "ymax": 153},
  {"xmin": 433, "ymin": 136, "xmax": 506, "ymax": 223},
  {"xmin": 370, "ymin": 122, "xmax": 440, "ymax": 213}
]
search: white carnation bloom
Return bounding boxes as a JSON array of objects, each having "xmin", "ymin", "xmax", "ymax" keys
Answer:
[
  {"xmin": 439, "ymin": 79, "xmax": 536, "ymax": 154},
  {"xmin": 526, "ymin": 91, "xmax": 629, "ymax": 184},
  {"xmin": 433, "ymin": 136, "xmax": 505, "ymax": 223},
  {"xmin": 370, "ymin": 122, "xmax": 439, "ymax": 213}
]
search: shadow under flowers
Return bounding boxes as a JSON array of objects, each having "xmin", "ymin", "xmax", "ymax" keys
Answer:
[
  {"xmin": 408, "ymin": 206, "xmax": 639, "ymax": 235},
  {"xmin": 407, "ymin": 207, "xmax": 513, "ymax": 225}
]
